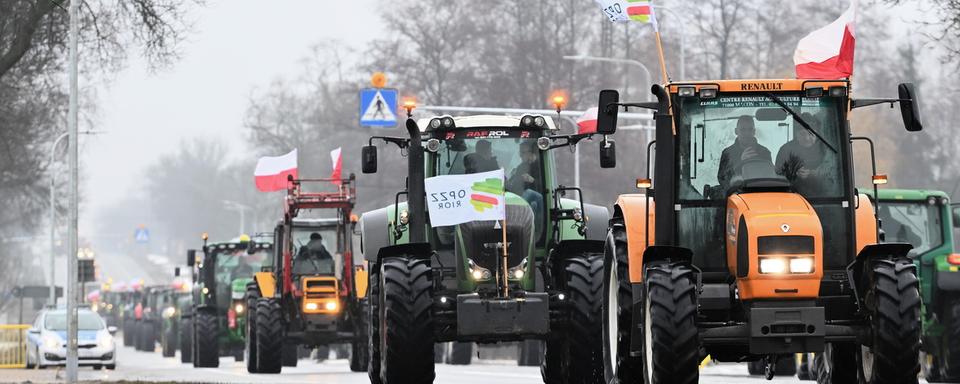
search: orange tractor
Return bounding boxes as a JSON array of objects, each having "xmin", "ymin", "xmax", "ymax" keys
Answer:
[{"xmin": 595, "ymin": 79, "xmax": 924, "ymax": 383}]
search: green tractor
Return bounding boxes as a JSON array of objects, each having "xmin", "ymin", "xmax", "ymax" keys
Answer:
[
  {"xmin": 185, "ymin": 234, "xmax": 273, "ymax": 367},
  {"xmin": 158, "ymin": 273, "xmax": 192, "ymax": 359},
  {"xmin": 360, "ymin": 113, "xmax": 611, "ymax": 383},
  {"xmin": 866, "ymin": 189, "xmax": 960, "ymax": 382}
]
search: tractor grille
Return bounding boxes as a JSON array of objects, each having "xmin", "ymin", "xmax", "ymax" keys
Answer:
[
  {"xmin": 757, "ymin": 236, "xmax": 814, "ymax": 255},
  {"xmin": 302, "ymin": 278, "xmax": 338, "ymax": 299},
  {"xmin": 457, "ymin": 204, "xmax": 533, "ymax": 271}
]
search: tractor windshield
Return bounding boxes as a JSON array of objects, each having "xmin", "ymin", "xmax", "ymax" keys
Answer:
[
  {"xmin": 290, "ymin": 226, "xmax": 339, "ymax": 277},
  {"xmin": 433, "ymin": 129, "xmax": 546, "ymax": 241},
  {"xmin": 213, "ymin": 247, "xmax": 269, "ymax": 285},
  {"xmin": 673, "ymin": 92, "xmax": 851, "ymax": 272},
  {"xmin": 878, "ymin": 202, "xmax": 944, "ymax": 256}
]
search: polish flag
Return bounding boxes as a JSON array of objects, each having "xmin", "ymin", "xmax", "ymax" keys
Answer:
[
  {"xmin": 329, "ymin": 147, "xmax": 343, "ymax": 185},
  {"xmin": 254, "ymin": 149, "xmax": 298, "ymax": 192},
  {"xmin": 576, "ymin": 107, "xmax": 598, "ymax": 134},
  {"xmin": 794, "ymin": 0, "xmax": 857, "ymax": 79}
]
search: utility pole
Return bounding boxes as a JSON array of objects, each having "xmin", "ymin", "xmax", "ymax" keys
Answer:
[{"xmin": 66, "ymin": 0, "xmax": 80, "ymax": 379}]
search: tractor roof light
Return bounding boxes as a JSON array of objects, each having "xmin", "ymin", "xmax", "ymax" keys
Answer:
[
  {"xmin": 520, "ymin": 115, "xmax": 535, "ymax": 127},
  {"xmin": 805, "ymin": 87, "xmax": 825, "ymax": 98},
  {"xmin": 700, "ymin": 87, "xmax": 719, "ymax": 99},
  {"xmin": 534, "ymin": 116, "xmax": 546, "ymax": 128},
  {"xmin": 441, "ymin": 116, "xmax": 455, "ymax": 128},
  {"xmin": 828, "ymin": 86, "xmax": 848, "ymax": 97},
  {"xmin": 677, "ymin": 86, "xmax": 696, "ymax": 98},
  {"xmin": 928, "ymin": 196, "xmax": 938, "ymax": 206},
  {"xmin": 402, "ymin": 97, "xmax": 417, "ymax": 116},
  {"xmin": 429, "ymin": 118, "xmax": 442, "ymax": 130}
]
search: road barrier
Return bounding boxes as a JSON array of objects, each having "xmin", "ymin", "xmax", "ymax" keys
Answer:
[{"xmin": 0, "ymin": 325, "xmax": 29, "ymax": 368}]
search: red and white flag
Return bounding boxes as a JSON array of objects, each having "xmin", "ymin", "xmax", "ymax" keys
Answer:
[
  {"xmin": 329, "ymin": 147, "xmax": 343, "ymax": 185},
  {"xmin": 254, "ymin": 149, "xmax": 298, "ymax": 192},
  {"xmin": 794, "ymin": 0, "xmax": 857, "ymax": 79},
  {"xmin": 576, "ymin": 107, "xmax": 599, "ymax": 134}
]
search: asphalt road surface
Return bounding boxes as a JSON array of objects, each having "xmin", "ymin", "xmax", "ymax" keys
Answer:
[{"xmin": 5, "ymin": 343, "xmax": 930, "ymax": 383}]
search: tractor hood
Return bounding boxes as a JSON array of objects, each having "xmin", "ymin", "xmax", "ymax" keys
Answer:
[{"xmin": 456, "ymin": 193, "xmax": 534, "ymax": 273}]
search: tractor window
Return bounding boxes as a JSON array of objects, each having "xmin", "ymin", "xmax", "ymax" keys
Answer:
[
  {"xmin": 879, "ymin": 202, "xmax": 944, "ymax": 256},
  {"xmin": 290, "ymin": 227, "xmax": 339, "ymax": 277},
  {"xmin": 434, "ymin": 129, "xmax": 546, "ymax": 242},
  {"xmin": 214, "ymin": 248, "xmax": 268, "ymax": 284},
  {"xmin": 677, "ymin": 94, "xmax": 844, "ymax": 200}
]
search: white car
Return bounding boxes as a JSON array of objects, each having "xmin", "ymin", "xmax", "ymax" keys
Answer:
[{"xmin": 26, "ymin": 308, "xmax": 117, "ymax": 369}]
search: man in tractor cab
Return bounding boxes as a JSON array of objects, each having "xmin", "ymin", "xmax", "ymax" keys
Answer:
[
  {"xmin": 463, "ymin": 139, "xmax": 499, "ymax": 174},
  {"xmin": 717, "ymin": 115, "xmax": 773, "ymax": 193},
  {"xmin": 775, "ymin": 112, "xmax": 827, "ymax": 196},
  {"xmin": 294, "ymin": 232, "xmax": 334, "ymax": 276},
  {"xmin": 507, "ymin": 141, "xmax": 544, "ymax": 224}
]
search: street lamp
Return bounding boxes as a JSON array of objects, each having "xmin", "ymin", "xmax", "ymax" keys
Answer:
[{"xmin": 562, "ymin": 55, "xmax": 653, "ymax": 101}]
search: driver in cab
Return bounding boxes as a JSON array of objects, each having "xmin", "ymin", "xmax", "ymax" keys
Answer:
[
  {"xmin": 717, "ymin": 115, "xmax": 772, "ymax": 192},
  {"xmin": 775, "ymin": 112, "xmax": 826, "ymax": 196},
  {"xmin": 294, "ymin": 233, "xmax": 334, "ymax": 277}
]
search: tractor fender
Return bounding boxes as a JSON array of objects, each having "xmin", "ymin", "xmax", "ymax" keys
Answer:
[
  {"xmin": 254, "ymin": 272, "xmax": 275, "ymax": 298},
  {"xmin": 375, "ymin": 243, "xmax": 433, "ymax": 263},
  {"xmin": 613, "ymin": 194, "xmax": 654, "ymax": 284},
  {"xmin": 360, "ymin": 207, "xmax": 390, "ymax": 262},
  {"xmin": 582, "ymin": 203, "xmax": 610, "ymax": 241},
  {"xmin": 936, "ymin": 269, "xmax": 960, "ymax": 291},
  {"xmin": 552, "ymin": 239, "xmax": 605, "ymax": 259},
  {"xmin": 845, "ymin": 242, "xmax": 914, "ymax": 312}
]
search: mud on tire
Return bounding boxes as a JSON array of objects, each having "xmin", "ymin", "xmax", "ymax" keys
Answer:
[
  {"xmin": 858, "ymin": 258, "xmax": 921, "ymax": 384},
  {"xmin": 379, "ymin": 257, "xmax": 434, "ymax": 384}
]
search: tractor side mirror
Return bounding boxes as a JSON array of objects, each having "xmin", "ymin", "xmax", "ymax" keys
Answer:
[
  {"xmin": 600, "ymin": 140, "xmax": 616, "ymax": 168},
  {"xmin": 898, "ymin": 83, "xmax": 923, "ymax": 132},
  {"xmin": 362, "ymin": 145, "xmax": 378, "ymax": 174},
  {"xmin": 952, "ymin": 205, "xmax": 960, "ymax": 228},
  {"xmin": 186, "ymin": 249, "xmax": 196, "ymax": 267},
  {"xmin": 596, "ymin": 90, "xmax": 620, "ymax": 135},
  {"xmin": 174, "ymin": 267, "xmax": 181, "ymax": 277}
]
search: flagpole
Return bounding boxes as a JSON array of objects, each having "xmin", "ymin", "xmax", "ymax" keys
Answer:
[
  {"xmin": 650, "ymin": 11, "xmax": 678, "ymax": 135},
  {"xmin": 500, "ymin": 171, "xmax": 508, "ymax": 298}
]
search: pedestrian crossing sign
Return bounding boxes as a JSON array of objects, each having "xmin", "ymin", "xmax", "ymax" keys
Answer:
[
  {"xmin": 359, "ymin": 88, "xmax": 398, "ymax": 127},
  {"xmin": 134, "ymin": 227, "xmax": 149, "ymax": 243}
]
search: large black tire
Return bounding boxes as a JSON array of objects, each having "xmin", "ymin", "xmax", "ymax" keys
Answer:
[
  {"xmin": 368, "ymin": 267, "xmax": 382, "ymax": 384},
  {"xmin": 122, "ymin": 321, "xmax": 134, "ymax": 347},
  {"xmin": 642, "ymin": 261, "xmax": 699, "ymax": 384},
  {"xmin": 434, "ymin": 343, "xmax": 446, "ymax": 363},
  {"xmin": 602, "ymin": 225, "xmax": 644, "ymax": 383},
  {"xmin": 162, "ymin": 328, "xmax": 176, "ymax": 357},
  {"xmin": 747, "ymin": 360, "xmax": 764, "ymax": 375},
  {"xmin": 815, "ymin": 342, "xmax": 857, "ymax": 384},
  {"xmin": 379, "ymin": 257, "xmax": 434, "ymax": 384},
  {"xmin": 350, "ymin": 339, "xmax": 368, "ymax": 372},
  {"xmin": 857, "ymin": 258, "xmax": 921, "ymax": 384},
  {"xmin": 255, "ymin": 298, "xmax": 284, "ymax": 373},
  {"xmin": 798, "ymin": 353, "xmax": 815, "ymax": 380},
  {"xmin": 282, "ymin": 344, "xmax": 298, "ymax": 367},
  {"xmin": 448, "ymin": 342, "xmax": 472, "ymax": 365},
  {"xmin": 518, "ymin": 340, "xmax": 543, "ymax": 366},
  {"xmin": 194, "ymin": 310, "xmax": 220, "ymax": 368},
  {"xmin": 314, "ymin": 345, "xmax": 328, "ymax": 362},
  {"xmin": 244, "ymin": 287, "xmax": 260, "ymax": 373},
  {"xmin": 179, "ymin": 318, "xmax": 193, "ymax": 364},
  {"xmin": 941, "ymin": 301, "xmax": 960, "ymax": 381},
  {"xmin": 542, "ymin": 254, "xmax": 604, "ymax": 384}
]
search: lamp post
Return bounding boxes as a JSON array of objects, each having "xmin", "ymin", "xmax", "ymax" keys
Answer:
[
  {"xmin": 562, "ymin": 55, "xmax": 654, "ymax": 101},
  {"xmin": 65, "ymin": 0, "xmax": 79, "ymax": 379}
]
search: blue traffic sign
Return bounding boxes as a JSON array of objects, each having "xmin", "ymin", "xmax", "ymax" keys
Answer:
[
  {"xmin": 359, "ymin": 88, "xmax": 398, "ymax": 127},
  {"xmin": 134, "ymin": 227, "xmax": 150, "ymax": 243}
]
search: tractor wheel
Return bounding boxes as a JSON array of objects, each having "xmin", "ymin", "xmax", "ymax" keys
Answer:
[
  {"xmin": 641, "ymin": 261, "xmax": 699, "ymax": 384},
  {"xmin": 179, "ymin": 318, "xmax": 193, "ymax": 364},
  {"xmin": 747, "ymin": 360, "xmax": 764, "ymax": 375},
  {"xmin": 162, "ymin": 328, "xmax": 176, "ymax": 357},
  {"xmin": 379, "ymin": 257, "xmax": 435, "ymax": 384},
  {"xmin": 942, "ymin": 301, "xmax": 960, "ymax": 381},
  {"xmin": 194, "ymin": 310, "xmax": 220, "ymax": 368},
  {"xmin": 122, "ymin": 321, "xmax": 134, "ymax": 347},
  {"xmin": 517, "ymin": 340, "xmax": 543, "ymax": 367},
  {"xmin": 798, "ymin": 353, "xmax": 815, "ymax": 381},
  {"xmin": 448, "ymin": 342, "xmax": 472, "ymax": 365},
  {"xmin": 858, "ymin": 258, "xmax": 921, "ymax": 384},
  {"xmin": 368, "ymin": 267, "xmax": 382, "ymax": 384},
  {"xmin": 434, "ymin": 343, "xmax": 446, "ymax": 364},
  {"xmin": 602, "ymin": 225, "xmax": 644, "ymax": 383},
  {"xmin": 815, "ymin": 342, "xmax": 857, "ymax": 384},
  {"xmin": 350, "ymin": 339, "xmax": 368, "ymax": 372},
  {"xmin": 244, "ymin": 288, "xmax": 260, "ymax": 373},
  {"xmin": 255, "ymin": 298, "xmax": 284, "ymax": 373},
  {"xmin": 542, "ymin": 254, "xmax": 604, "ymax": 384},
  {"xmin": 282, "ymin": 344, "xmax": 299, "ymax": 367},
  {"xmin": 776, "ymin": 355, "xmax": 797, "ymax": 376},
  {"xmin": 314, "ymin": 345, "xmax": 328, "ymax": 362}
]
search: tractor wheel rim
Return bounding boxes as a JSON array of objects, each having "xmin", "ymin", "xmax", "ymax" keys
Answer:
[{"xmin": 606, "ymin": 258, "xmax": 619, "ymax": 375}]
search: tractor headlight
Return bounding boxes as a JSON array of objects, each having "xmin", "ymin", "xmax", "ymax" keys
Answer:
[
  {"xmin": 467, "ymin": 259, "xmax": 492, "ymax": 281},
  {"xmin": 759, "ymin": 258, "xmax": 787, "ymax": 274},
  {"xmin": 234, "ymin": 303, "xmax": 244, "ymax": 314},
  {"xmin": 324, "ymin": 301, "xmax": 338, "ymax": 311},
  {"xmin": 508, "ymin": 259, "xmax": 528, "ymax": 280},
  {"xmin": 789, "ymin": 257, "xmax": 815, "ymax": 274},
  {"xmin": 162, "ymin": 306, "xmax": 176, "ymax": 318},
  {"xmin": 426, "ymin": 138, "xmax": 441, "ymax": 153},
  {"xmin": 305, "ymin": 302, "xmax": 319, "ymax": 311},
  {"xmin": 537, "ymin": 137, "xmax": 551, "ymax": 151}
]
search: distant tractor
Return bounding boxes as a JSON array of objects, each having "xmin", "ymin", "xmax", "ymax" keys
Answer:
[
  {"xmin": 185, "ymin": 234, "xmax": 272, "ymax": 367},
  {"xmin": 595, "ymin": 79, "xmax": 925, "ymax": 383},
  {"xmin": 360, "ymin": 112, "xmax": 611, "ymax": 384},
  {"xmin": 246, "ymin": 176, "xmax": 369, "ymax": 374}
]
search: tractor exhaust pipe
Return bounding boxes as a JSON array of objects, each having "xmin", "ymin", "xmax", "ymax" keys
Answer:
[{"xmin": 405, "ymin": 117, "xmax": 426, "ymax": 243}]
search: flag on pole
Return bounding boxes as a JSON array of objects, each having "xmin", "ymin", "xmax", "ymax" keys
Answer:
[
  {"xmin": 329, "ymin": 147, "xmax": 343, "ymax": 185},
  {"xmin": 594, "ymin": 0, "xmax": 658, "ymax": 30},
  {"xmin": 794, "ymin": 0, "xmax": 857, "ymax": 79},
  {"xmin": 424, "ymin": 169, "xmax": 506, "ymax": 227},
  {"xmin": 576, "ymin": 107, "xmax": 598, "ymax": 135},
  {"xmin": 254, "ymin": 149, "xmax": 298, "ymax": 192}
]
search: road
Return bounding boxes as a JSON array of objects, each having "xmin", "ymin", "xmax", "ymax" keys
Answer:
[{"xmin": 6, "ymin": 342, "xmax": 897, "ymax": 384}]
